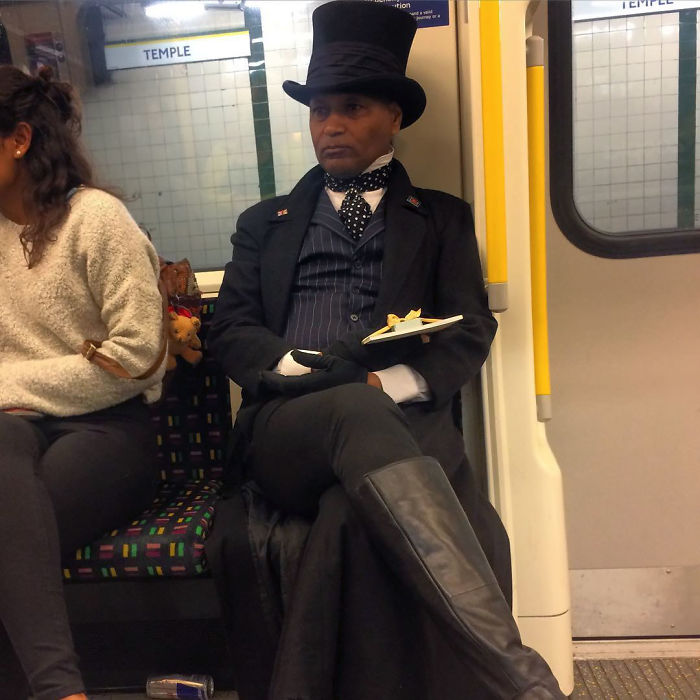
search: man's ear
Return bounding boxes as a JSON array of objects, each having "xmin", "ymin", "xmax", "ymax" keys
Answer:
[{"xmin": 390, "ymin": 102, "xmax": 402, "ymax": 135}]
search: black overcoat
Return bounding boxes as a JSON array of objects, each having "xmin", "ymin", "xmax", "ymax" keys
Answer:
[
  {"xmin": 209, "ymin": 160, "xmax": 497, "ymax": 432},
  {"xmin": 207, "ymin": 161, "xmax": 510, "ymax": 700}
]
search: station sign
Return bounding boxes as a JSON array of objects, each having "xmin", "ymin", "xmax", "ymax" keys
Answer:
[
  {"xmin": 573, "ymin": 0, "xmax": 700, "ymax": 21},
  {"xmin": 104, "ymin": 30, "xmax": 250, "ymax": 70}
]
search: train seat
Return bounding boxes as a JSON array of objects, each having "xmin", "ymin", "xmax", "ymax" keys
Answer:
[
  {"xmin": 61, "ymin": 479, "xmax": 222, "ymax": 580},
  {"xmin": 61, "ymin": 300, "xmax": 231, "ymax": 583}
]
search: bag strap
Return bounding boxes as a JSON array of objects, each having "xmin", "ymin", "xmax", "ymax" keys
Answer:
[{"xmin": 81, "ymin": 278, "xmax": 169, "ymax": 380}]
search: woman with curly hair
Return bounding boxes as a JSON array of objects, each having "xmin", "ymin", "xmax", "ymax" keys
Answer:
[{"xmin": 0, "ymin": 65, "xmax": 165, "ymax": 700}]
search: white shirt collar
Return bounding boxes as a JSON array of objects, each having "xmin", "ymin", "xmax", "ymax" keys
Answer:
[{"xmin": 362, "ymin": 147, "xmax": 394, "ymax": 174}]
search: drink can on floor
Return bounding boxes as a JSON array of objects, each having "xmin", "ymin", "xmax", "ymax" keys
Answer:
[{"xmin": 146, "ymin": 674, "xmax": 214, "ymax": 699}]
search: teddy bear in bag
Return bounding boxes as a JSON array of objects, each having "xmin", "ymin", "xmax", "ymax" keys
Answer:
[
  {"xmin": 159, "ymin": 258, "xmax": 203, "ymax": 371},
  {"xmin": 166, "ymin": 306, "xmax": 202, "ymax": 370}
]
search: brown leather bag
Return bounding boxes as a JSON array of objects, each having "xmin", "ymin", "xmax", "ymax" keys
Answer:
[
  {"xmin": 158, "ymin": 257, "xmax": 202, "ymax": 317},
  {"xmin": 81, "ymin": 258, "xmax": 200, "ymax": 379}
]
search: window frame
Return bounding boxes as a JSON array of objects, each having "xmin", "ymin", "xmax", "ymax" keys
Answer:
[{"xmin": 548, "ymin": 1, "xmax": 700, "ymax": 258}]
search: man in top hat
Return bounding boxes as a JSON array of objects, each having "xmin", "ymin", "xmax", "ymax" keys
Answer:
[{"xmin": 210, "ymin": 2, "xmax": 564, "ymax": 698}]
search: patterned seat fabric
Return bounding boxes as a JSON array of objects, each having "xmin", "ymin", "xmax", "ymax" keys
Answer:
[
  {"xmin": 62, "ymin": 480, "xmax": 222, "ymax": 580},
  {"xmin": 63, "ymin": 300, "xmax": 232, "ymax": 581}
]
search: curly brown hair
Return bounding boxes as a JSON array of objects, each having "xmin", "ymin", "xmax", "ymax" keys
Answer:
[{"xmin": 0, "ymin": 65, "xmax": 98, "ymax": 267}]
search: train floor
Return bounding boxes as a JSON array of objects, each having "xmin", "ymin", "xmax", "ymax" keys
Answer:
[
  {"xmin": 88, "ymin": 656, "xmax": 700, "ymax": 699},
  {"xmin": 573, "ymin": 657, "xmax": 700, "ymax": 699}
]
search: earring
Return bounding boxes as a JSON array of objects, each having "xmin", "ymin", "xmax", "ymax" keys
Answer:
[{"xmin": 15, "ymin": 150, "xmax": 22, "ymax": 158}]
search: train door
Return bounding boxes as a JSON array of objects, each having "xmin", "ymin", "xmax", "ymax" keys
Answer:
[{"xmin": 543, "ymin": 0, "xmax": 700, "ymax": 645}]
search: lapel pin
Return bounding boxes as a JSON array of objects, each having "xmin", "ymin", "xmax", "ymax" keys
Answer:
[
  {"xmin": 406, "ymin": 195, "xmax": 421, "ymax": 208},
  {"xmin": 277, "ymin": 208, "xmax": 288, "ymax": 217}
]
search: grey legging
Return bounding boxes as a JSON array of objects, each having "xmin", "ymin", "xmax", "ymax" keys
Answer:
[{"xmin": 0, "ymin": 398, "xmax": 157, "ymax": 700}]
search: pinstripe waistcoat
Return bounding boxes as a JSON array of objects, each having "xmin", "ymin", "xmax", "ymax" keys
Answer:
[{"xmin": 283, "ymin": 191, "xmax": 386, "ymax": 350}]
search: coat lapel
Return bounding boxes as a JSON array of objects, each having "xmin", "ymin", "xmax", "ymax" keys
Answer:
[
  {"xmin": 372, "ymin": 161, "xmax": 429, "ymax": 325},
  {"xmin": 261, "ymin": 166, "xmax": 324, "ymax": 335}
]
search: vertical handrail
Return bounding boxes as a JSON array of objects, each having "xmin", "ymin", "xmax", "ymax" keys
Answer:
[
  {"xmin": 479, "ymin": 0, "xmax": 508, "ymax": 312},
  {"xmin": 526, "ymin": 35, "xmax": 552, "ymax": 421}
]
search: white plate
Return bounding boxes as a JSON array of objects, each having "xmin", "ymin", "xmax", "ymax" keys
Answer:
[{"xmin": 362, "ymin": 315, "xmax": 464, "ymax": 344}]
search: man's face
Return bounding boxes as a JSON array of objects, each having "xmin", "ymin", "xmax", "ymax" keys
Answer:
[{"xmin": 309, "ymin": 93, "xmax": 402, "ymax": 177}]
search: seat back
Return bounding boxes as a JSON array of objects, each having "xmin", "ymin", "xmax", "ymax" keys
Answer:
[{"xmin": 150, "ymin": 299, "xmax": 232, "ymax": 483}]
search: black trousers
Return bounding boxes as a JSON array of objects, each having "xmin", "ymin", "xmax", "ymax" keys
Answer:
[
  {"xmin": 249, "ymin": 383, "xmax": 422, "ymax": 517},
  {"xmin": 0, "ymin": 399, "xmax": 157, "ymax": 700}
]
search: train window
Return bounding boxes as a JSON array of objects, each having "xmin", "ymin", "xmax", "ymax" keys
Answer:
[
  {"xmin": 548, "ymin": 1, "xmax": 700, "ymax": 257},
  {"xmin": 0, "ymin": 0, "xmax": 322, "ymax": 270}
]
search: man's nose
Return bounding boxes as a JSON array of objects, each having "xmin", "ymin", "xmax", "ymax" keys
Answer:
[{"xmin": 323, "ymin": 112, "xmax": 346, "ymax": 135}]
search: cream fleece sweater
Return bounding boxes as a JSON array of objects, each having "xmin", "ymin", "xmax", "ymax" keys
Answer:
[{"xmin": 0, "ymin": 188, "xmax": 165, "ymax": 416}]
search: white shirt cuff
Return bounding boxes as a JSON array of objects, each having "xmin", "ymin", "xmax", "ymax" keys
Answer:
[{"xmin": 373, "ymin": 364, "xmax": 432, "ymax": 404}]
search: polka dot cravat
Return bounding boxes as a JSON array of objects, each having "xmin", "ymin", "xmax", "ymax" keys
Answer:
[{"xmin": 324, "ymin": 163, "xmax": 392, "ymax": 240}]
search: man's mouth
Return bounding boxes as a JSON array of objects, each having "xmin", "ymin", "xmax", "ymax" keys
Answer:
[{"xmin": 323, "ymin": 146, "xmax": 351, "ymax": 157}]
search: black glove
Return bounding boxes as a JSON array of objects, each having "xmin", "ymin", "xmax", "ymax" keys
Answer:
[
  {"xmin": 324, "ymin": 330, "xmax": 423, "ymax": 367},
  {"xmin": 259, "ymin": 350, "xmax": 368, "ymax": 397}
]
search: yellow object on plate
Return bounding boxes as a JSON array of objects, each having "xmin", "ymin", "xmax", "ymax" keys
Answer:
[{"xmin": 362, "ymin": 310, "xmax": 463, "ymax": 345}]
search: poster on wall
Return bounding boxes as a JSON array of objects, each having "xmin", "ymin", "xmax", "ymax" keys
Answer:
[
  {"xmin": 375, "ymin": 0, "xmax": 449, "ymax": 28},
  {"xmin": 25, "ymin": 32, "xmax": 65, "ymax": 77}
]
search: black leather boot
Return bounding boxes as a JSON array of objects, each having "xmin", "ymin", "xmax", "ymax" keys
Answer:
[{"xmin": 352, "ymin": 456, "xmax": 565, "ymax": 699}]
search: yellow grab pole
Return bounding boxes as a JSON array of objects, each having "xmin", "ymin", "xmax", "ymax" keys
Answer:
[
  {"xmin": 526, "ymin": 36, "xmax": 552, "ymax": 421},
  {"xmin": 479, "ymin": 0, "xmax": 508, "ymax": 312}
]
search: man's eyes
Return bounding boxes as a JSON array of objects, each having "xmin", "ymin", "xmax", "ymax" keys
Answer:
[{"xmin": 310, "ymin": 103, "xmax": 366, "ymax": 118}]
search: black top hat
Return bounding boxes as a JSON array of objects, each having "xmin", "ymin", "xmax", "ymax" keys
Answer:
[{"xmin": 282, "ymin": 1, "xmax": 426, "ymax": 128}]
